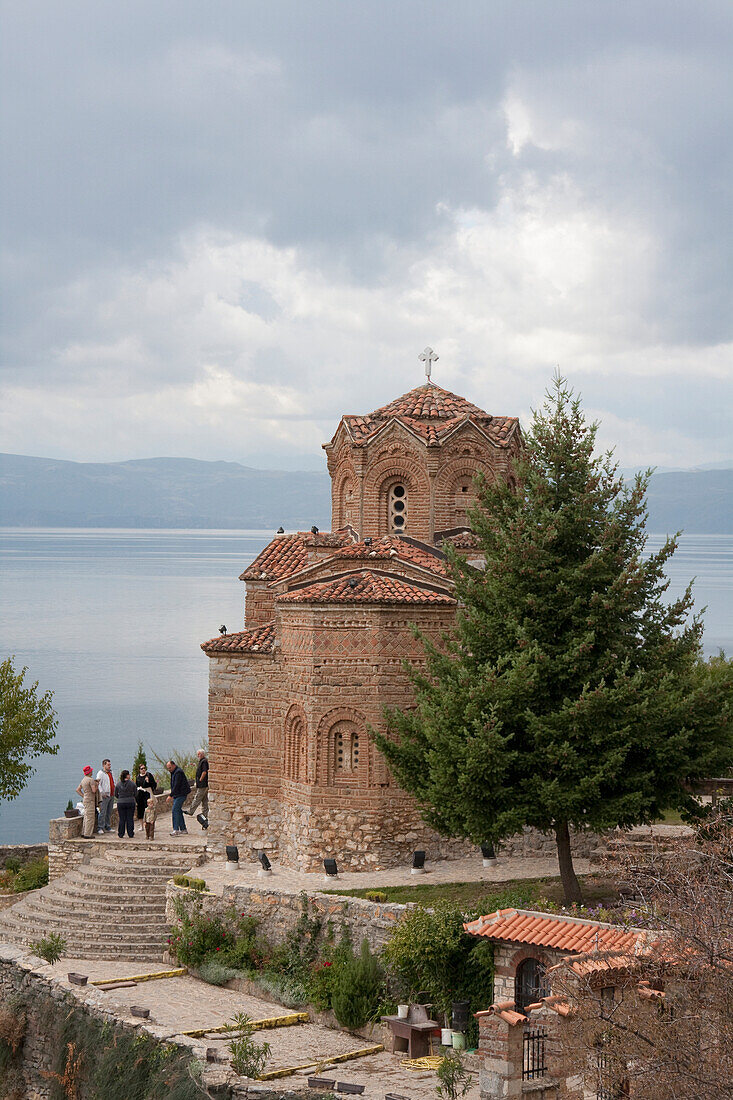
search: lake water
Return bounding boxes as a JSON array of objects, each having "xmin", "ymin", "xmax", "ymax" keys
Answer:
[{"xmin": 1, "ymin": 529, "xmax": 732, "ymax": 845}]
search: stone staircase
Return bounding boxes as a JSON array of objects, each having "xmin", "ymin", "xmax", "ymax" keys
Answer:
[{"xmin": 0, "ymin": 840, "xmax": 205, "ymax": 962}]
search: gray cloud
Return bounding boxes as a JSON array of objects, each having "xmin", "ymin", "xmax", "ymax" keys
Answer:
[{"xmin": 1, "ymin": 0, "xmax": 731, "ymax": 469}]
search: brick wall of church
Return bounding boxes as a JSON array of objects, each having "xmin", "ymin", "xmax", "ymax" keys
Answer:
[
  {"xmin": 328, "ymin": 424, "xmax": 519, "ymax": 541},
  {"xmin": 206, "ymin": 600, "xmax": 479, "ymax": 870},
  {"xmin": 206, "ymin": 653, "xmax": 286, "ymax": 856},
  {"xmin": 243, "ymin": 579, "xmax": 276, "ymax": 628}
]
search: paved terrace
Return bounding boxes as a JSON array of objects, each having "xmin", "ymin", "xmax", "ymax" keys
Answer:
[{"xmin": 36, "ymin": 954, "xmax": 482, "ymax": 1099}]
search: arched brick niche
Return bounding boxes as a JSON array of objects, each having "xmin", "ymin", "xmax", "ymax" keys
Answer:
[
  {"xmin": 363, "ymin": 456, "xmax": 431, "ymax": 539},
  {"xmin": 283, "ymin": 704, "xmax": 308, "ymax": 783},
  {"xmin": 335, "ymin": 468, "xmax": 358, "ymax": 530},
  {"xmin": 317, "ymin": 706, "xmax": 369, "ymax": 786},
  {"xmin": 435, "ymin": 460, "xmax": 492, "ymax": 533}
]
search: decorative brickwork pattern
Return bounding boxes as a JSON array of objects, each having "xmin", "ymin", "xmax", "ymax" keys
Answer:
[{"xmin": 204, "ymin": 380, "xmax": 522, "ymax": 871}]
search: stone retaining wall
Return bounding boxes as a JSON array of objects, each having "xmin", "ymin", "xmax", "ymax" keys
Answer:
[
  {"xmin": 0, "ymin": 944, "xmax": 321, "ymax": 1099},
  {"xmin": 0, "ymin": 844, "xmax": 48, "ymax": 868},
  {"xmin": 47, "ymin": 793, "xmax": 180, "ymax": 880},
  {"xmin": 167, "ymin": 879, "xmax": 412, "ymax": 954}
]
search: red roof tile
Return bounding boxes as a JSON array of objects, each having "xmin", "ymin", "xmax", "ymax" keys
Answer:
[
  {"xmin": 334, "ymin": 383, "xmax": 519, "ymax": 449},
  {"xmin": 240, "ymin": 531, "xmax": 354, "ymax": 582},
  {"xmin": 464, "ymin": 909, "xmax": 639, "ymax": 955},
  {"xmin": 277, "ymin": 569, "xmax": 456, "ymax": 606},
  {"xmin": 333, "ymin": 536, "xmax": 448, "ymax": 577},
  {"xmin": 201, "ymin": 622, "xmax": 276, "ymax": 655}
]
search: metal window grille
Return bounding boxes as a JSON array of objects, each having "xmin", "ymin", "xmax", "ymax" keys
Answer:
[
  {"xmin": 596, "ymin": 1050, "xmax": 626, "ymax": 1099},
  {"xmin": 522, "ymin": 1026, "xmax": 547, "ymax": 1080}
]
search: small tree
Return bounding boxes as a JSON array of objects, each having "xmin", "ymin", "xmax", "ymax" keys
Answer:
[
  {"xmin": 374, "ymin": 378, "xmax": 733, "ymax": 902},
  {"xmin": 131, "ymin": 739, "xmax": 147, "ymax": 777},
  {"xmin": 331, "ymin": 939, "xmax": 385, "ymax": 1029},
  {"xmin": 551, "ymin": 813, "xmax": 733, "ymax": 1100},
  {"xmin": 0, "ymin": 657, "xmax": 58, "ymax": 802},
  {"xmin": 436, "ymin": 1049, "xmax": 472, "ymax": 1100}
]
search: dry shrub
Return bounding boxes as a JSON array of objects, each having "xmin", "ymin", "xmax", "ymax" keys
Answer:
[{"xmin": 0, "ymin": 1003, "xmax": 26, "ymax": 1054}]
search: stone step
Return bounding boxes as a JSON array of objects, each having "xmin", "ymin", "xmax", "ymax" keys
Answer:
[
  {"xmin": 63, "ymin": 866, "xmax": 191, "ymax": 886},
  {"xmin": 19, "ymin": 900, "xmax": 168, "ymax": 926},
  {"xmin": 40, "ymin": 886, "xmax": 167, "ymax": 911},
  {"xmin": 0, "ymin": 922, "xmax": 169, "ymax": 952}
]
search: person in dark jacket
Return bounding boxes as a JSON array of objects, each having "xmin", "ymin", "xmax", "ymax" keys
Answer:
[
  {"xmin": 135, "ymin": 762, "xmax": 158, "ymax": 821},
  {"xmin": 184, "ymin": 748, "xmax": 209, "ymax": 824},
  {"xmin": 165, "ymin": 760, "xmax": 191, "ymax": 836},
  {"xmin": 115, "ymin": 769, "xmax": 137, "ymax": 838}
]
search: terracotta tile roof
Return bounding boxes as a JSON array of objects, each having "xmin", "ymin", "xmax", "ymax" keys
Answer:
[
  {"xmin": 240, "ymin": 531, "xmax": 354, "ymax": 582},
  {"xmin": 277, "ymin": 569, "xmax": 456, "ymax": 606},
  {"xmin": 333, "ymin": 536, "xmax": 448, "ymax": 577},
  {"xmin": 434, "ymin": 529, "xmax": 481, "ymax": 551},
  {"xmin": 201, "ymin": 622, "xmax": 276, "ymax": 655},
  {"xmin": 464, "ymin": 909, "xmax": 639, "ymax": 955},
  {"xmin": 335, "ymin": 383, "xmax": 519, "ymax": 449}
]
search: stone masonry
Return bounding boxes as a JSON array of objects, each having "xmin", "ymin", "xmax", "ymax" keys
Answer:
[{"xmin": 202, "ymin": 380, "xmax": 523, "ymax": 872}]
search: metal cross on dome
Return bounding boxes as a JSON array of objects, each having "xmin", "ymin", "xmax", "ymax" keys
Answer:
[{"xmin": 419, "ymin": 346, "xmax": 439, "ymax": 381}]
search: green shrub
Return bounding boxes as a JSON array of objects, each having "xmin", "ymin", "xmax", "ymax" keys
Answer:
[
  {"xmin": 198, "ymin": 960, "xmax": 240, "ymax": 986},
  {"xmin": 172, "ymin": 875, "xmax": 207, "ymax": 891},
  {"xmin": 3, "ymin": 856, "xmax": 21, "ymax": 874},
  {"xmin": 250, "ymin": 971, "xmax": 310, "ymax": 1008},
  {"xmin": 331, "ymin": 939, "xmax": 385, "ymax": 1030},
  {"xmin": 168, "ymin": 896, "xmax": 235, "ymax": 967},
  {"xmin": 436, "ymin": 1048, "xmax": 472, "ymax": 1100},
  {"xmin": 220, "ymin": 914, "xmax": 264, "ymax": 972},
  {"xmin": 228, "ymin": 1013, "xmax": 271, "ymax": 1078},
  {"xmin": 365, "ymin": 890, "xmax": 387, "ymax": 902},
  {"xmin": 382, "ymin": 902, "xmax": 493, "ymax": 1038},
  {"xmin": 13, "ymin": 857, "xmax": 49, "ymax": 892},
  {"xmin": 29, "ymin": 932, "xmax": 66, "ymax": 964}
]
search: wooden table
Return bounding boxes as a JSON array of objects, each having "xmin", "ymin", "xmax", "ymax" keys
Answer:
[{"xmin": 381, "ymin": 1014, "xmax": 440, "ymax": 1059}]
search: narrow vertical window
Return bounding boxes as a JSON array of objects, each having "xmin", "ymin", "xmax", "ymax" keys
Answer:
[{"xmin": 389, "ymin": 484, "xmax": 407, "ymax": 532}]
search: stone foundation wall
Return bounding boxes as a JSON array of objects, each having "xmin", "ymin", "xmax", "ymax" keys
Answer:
[{"xmin": 167, "ymin": 879, "xmax": 411, "ymax": 954}]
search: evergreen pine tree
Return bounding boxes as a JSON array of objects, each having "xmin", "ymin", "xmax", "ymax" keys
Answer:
[{"xmin": 373, "ymin": 377, "xmax": 733, "ymax": 902}]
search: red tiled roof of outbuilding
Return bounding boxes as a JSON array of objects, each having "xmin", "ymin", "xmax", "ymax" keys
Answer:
[
  {"xmin": 277, "ymin": 569, "xmax": 456, "ymax": 606},
  {"xmin": 201, "ymin": 622, "xmax": 276, "ymax": 655},
  {"xmin": 464, "ymin": 909, "xmax": 639, "ymax": 955}
]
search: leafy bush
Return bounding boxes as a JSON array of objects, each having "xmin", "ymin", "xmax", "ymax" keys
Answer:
[
  {"xmin": 3, "ymin": 856, "xmax": 21, "ymax": 874},
  {"xmin": 331, "ymin": 939, "xmax": 385, "ymax": 1030},
  {"xmin": 168, "ymin": 896, "xmax": 235, "ymax": 967},
  {"xmin": 220, "ymin": 914, "xmax": 264, "ymax": 972},
  {"xmin": 249, "ymin": 971, "xmax": 310, "ymax": 1008},
  {"xmin": 29, "ymin": 932, "xmax": 66, "ymax": 964},
  {"xmin": 382, "ymin": 902, "xmax": 493, "ymax": 1036},
  {"xmin": 228, "ymin": 1013, "xmax": 271, "ymax": 1078},
  {"xmin": 13, "ymin": 856, "xmax": 49, "ymax": 892},
  {"xmin": 198, "ymin": 960, "xmax": 240, "ymax": 986},
  {"xmin": 365, "ymin": 890, "xmax": 387, "ymax": 902},
  {"xmin": 436, "ymin": 1048, "xmax": 472, "ymax": 1100}
]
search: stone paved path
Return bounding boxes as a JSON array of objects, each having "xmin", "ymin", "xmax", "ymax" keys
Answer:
[{"xmin": 50, "ymin": 958, "xmax": 481, "ymax": 1098}]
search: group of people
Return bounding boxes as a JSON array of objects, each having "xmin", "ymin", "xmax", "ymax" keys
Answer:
[{"xmin": 75, "ymin": 749, "xmax": 209, "ymax": 841}]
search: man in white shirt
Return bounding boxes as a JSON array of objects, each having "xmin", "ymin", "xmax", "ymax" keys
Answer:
[{"xmin": 96, "ymin": 759, "xmax": 115, "ymax": 833}]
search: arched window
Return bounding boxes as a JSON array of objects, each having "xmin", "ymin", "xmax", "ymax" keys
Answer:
[
  {"xmin": 453, "ymin": 479, "xmax": 473, "ymax": 526},
  {"xmin": 284, "ymin": 709, "xmax": 307, "ymax": 782},
  {"xmin": 515, "ymin": 957, "xmax": 546, "ymax": 1013},
  {"xmin": 388, "ymin": 483, "xmax": 407, "ymax": 532},
  {"xmin": 333, "ymin": 721, "xmax": 361, "ymax": 774}
]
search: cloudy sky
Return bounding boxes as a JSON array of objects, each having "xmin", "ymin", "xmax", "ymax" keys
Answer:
[{"xmin": 1, "ymin": 1, "xmax": 731, "ymax": 471}]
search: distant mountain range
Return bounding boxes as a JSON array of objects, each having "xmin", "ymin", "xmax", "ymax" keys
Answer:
[
  {"xmin": 0, "ymin": 454, "xmax": 331, "ymax": 530},
  {"xmin": 0, "ymin": 453, "xmax": 731, "ymax": 533}
]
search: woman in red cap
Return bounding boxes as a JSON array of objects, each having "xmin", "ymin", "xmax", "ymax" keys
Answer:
[{"xmin": 76, "ymin": 766, "xmax": 98, "ymax": 839}]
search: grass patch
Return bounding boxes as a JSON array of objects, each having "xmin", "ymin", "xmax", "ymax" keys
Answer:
[{"xmin": 323, "ymin": 874, "xmax": 623, "ymax": 911}]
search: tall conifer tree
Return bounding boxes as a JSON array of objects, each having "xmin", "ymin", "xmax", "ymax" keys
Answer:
[{"xmin": 374, "ymin": 378, "xmax": 733, "ymax": 902}]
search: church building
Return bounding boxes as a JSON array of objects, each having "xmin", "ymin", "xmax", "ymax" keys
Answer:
[{"xmin": 202, "ymin": 368, "xmax": 521, "ymax": 870}]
